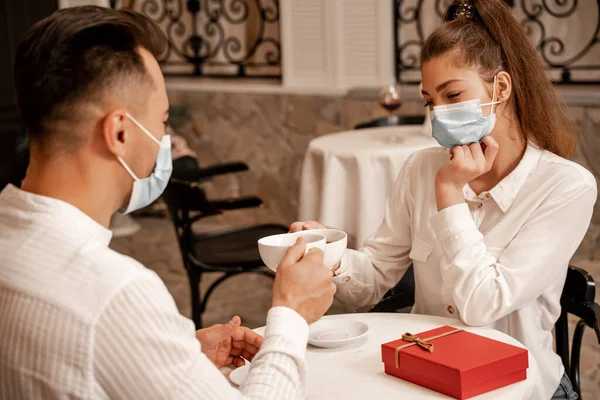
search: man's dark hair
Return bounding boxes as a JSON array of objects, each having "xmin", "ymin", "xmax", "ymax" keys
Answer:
[{"xmin": 13, "ymin": 6, "xmax": 167, "ymax": 147}]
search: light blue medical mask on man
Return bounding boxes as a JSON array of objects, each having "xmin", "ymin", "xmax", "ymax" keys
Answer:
[
  {"xmin": 430, "ymin": 76, "xmax": 501, "ymax": 148},
  {"xmin": 117, "ymin": 113, "xmax": 172, "ymax": 214}
]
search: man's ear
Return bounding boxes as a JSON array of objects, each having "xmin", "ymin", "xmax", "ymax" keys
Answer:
[{"xmin": 102, "ymin": 110, "xmax": 128, "ymax": 158}]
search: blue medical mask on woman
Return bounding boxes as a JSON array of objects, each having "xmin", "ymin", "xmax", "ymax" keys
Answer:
[
  {"xmin": 117, "ymin": 113, "xmax": 173, "ymax": 214},
  {"xmin": 430, "ymin": 76, "xmax": 501, "ymax": 148}
]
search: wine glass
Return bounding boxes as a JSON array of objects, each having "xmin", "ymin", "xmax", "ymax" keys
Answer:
[
  {"xmin": 379, "ymin": 84, "xmax": 403, "ymax": 115},
  {"xmin": 379, "ymin": 84, "xmax": 403, "ymax": 143}
]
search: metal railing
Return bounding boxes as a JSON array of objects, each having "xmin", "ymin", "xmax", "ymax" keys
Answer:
[
  {"xmin": 114, "ymin": 0, "xmax": 281, "ymax": 78},
  {"xmin": 395, "ymin": 0, "xmax": 600, "ymax": 85}
]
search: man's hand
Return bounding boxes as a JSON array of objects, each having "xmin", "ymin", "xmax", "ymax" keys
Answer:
[
  {"xmin": 196, "ymin": 316, "xmax": 263, "ymax": 368},
  {"xmin": 272, "ymin": 238, "xmax": 336, "ymax": 324},
  {"xmin": 288, "ymin": 221, "xmax": 341, "ymax": 272}
]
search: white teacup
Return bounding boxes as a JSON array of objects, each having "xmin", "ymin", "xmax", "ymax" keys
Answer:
[
  {"xmin": 258, "ymin": 232, "xmax": 326, "ymax": 272},
  {"xmin": 306, "ymin": 229, "xmax": 348, "ymax": 269}
]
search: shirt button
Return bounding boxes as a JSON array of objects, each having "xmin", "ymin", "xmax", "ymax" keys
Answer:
[
  {"xmin": 485, "ymin": 193, "xmax": 491, "ymax": 199},
  {"xmin": 477, "ymin": 203, "xmax": 483, "ymax": 209},
  {"xmin": 447, "ymin": 305, "xmax": 455, "ymax": 314},
  {"xmin": 342, "ymin": 276, "xmax": 351, "ymax": 283}
]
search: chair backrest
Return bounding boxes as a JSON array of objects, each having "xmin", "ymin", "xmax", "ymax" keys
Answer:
[
  {"xmin": 562, "ymin": 266, "xmax": 596, "ymax": 305},
  {"xmin": 171, "ymin": 156, "xmax": 202, "ymax": 181},
  {"xmin": 555, "ymin": 265, "xmax": 600, "ymax": 397},
  {"xmin": 558, "ymin": 266, "xmax": 599, "ymax": 340},
  {"xmin": 354, "ymin": 115, "xmax": 425, "ymax": 130},
  {"xmin": 162, "ymin": 181, "xmax": 219, "ymax": 245},
  {"xmin": 369, "ymin": 265, "xmax": 415, "ymax": 313},
  {"xmin": 164, "ymin": 155, "xmax": 221, "ymax": 229}
]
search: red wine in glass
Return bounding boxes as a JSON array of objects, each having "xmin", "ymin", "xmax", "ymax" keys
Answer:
[
  {"xmin": 379, "ymin": 85, "xmax": 403, "ymax": 114},
  {"xmin": 381, "ymin": 97, "xmax": 402, "ymax": 112}
]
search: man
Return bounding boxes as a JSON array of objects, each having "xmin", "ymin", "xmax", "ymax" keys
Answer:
[{"xmin": 0, "ymin": 6, "xmax": 335, "ymax": 399}]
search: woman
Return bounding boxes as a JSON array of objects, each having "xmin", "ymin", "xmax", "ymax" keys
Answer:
[{"xmin": 291, "ymin": 1, "xmax": 595, "ymax": 399}]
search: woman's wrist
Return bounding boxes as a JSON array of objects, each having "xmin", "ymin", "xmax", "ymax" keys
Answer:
[{"xmin": 435, "ymin": 179, "xmax": 466, "ymax": 211}]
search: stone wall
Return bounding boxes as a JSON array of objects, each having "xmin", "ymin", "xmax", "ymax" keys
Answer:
[
  {"xmin": 167, "ymin": 90, "xmax": 426, "ymax": 228},
  {"xmin": 167, "ymin": 89, "xmax": 600, "ymax": 249}
]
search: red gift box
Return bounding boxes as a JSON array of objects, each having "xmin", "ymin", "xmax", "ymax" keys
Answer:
[{"xmin": 381, "ymin": 325, "xmax": 528, "ymax": 399}]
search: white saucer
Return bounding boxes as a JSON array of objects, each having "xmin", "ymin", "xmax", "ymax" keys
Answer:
[
  {"xmin": 229, "ymin": 364, "xmax": 250, "ymax": 386},
  {"xmin": 308, "ymin": 319, "xmax": 369, "ymax": 349}
]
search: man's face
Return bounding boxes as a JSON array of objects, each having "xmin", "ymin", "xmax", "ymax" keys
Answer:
[{"xmin": 120, "ymin": 48, "xmax": 170, "ymax": 204}]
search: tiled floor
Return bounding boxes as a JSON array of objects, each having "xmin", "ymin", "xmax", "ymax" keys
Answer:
[{"xmin": 110, "ymin": 211, "xmax": 600, "ymax": 399}]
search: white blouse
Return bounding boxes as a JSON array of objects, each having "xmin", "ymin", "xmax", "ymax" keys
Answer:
[{"xmin": 333, "ymin": 144, "xmax": 596, "ymax": 400}]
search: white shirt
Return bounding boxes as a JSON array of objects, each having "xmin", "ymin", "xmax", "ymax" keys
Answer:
[
  {"xmin": 333, "ymin": 144, "xmax": 597, "ymax": 400},
  {"xmin": 0, "ymin": 185, "xmax": 308, "ymax": 399}
]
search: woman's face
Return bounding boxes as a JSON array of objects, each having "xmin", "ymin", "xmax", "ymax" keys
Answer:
[{"xmin": 421, "ymin": 52, "xmax": 496, "ymax": 115}]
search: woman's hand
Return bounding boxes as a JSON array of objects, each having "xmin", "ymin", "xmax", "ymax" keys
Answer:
[
  {"xmin": 289, "ymin": 221, "xmax": 326, "ymax": 233},
  {"xmin": 435, "ymin": 136, "xmax": 499, "ymax": 211},
  {"xmin": 288, "ymin": 221, "xmax": 343, "ymax": 272}
]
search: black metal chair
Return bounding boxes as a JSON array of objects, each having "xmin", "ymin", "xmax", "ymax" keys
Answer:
[
  {"xmin": 163, "ymin": 156, "xmax": 288, "ymax": 328},
  {"xmin": 368, "ymin": 264, "xmax": 415, "ymax": 313},
  {"xmin": 555, "ymin": 266, "xmax": 600, "ymax": 398},
  {"xmin": 370, "ymin": 264, "xmax": 600, "ymax": 398},
  {"xmin": 354, "ymin": 114, "xmax": 423, "ymax": 299},
  {"xmin": 172, "ymin": 155, "xmax": 250, "ymax": 183},
  {"xmin": 354, "ymin": 115, "xmax": 425, "ymax": 130}
]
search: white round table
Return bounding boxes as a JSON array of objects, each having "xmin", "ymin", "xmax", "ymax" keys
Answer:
[
  {"xmin": 299, "ymin": 126, "xmax": 438, "ymax": 248},
  {"xmin": 253, "ymin": 313, "xmax": 538, "ymax": 400}
]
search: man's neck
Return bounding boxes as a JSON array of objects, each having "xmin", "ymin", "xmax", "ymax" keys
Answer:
[{"xmin": 20, "ymin": 154, "xmax": 116, "ymax": 228}]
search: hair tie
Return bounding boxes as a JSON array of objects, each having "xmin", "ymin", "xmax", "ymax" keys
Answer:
[{"xmin": 454, "ymin": 3, "xmax": 475, "ymax": 19}]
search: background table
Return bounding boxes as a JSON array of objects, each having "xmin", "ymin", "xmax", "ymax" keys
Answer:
[
  {"xmin": 299, "ymin": 126, "xmax": 438, "ymax": 248},
  {"xmin": 253, "ymin": 313, "xmax": 539, "ymax": 400}
]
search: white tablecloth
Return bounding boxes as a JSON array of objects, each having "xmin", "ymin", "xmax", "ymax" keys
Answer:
[
  {"xmin": 251, "ymin": 313, "xmax": 539, "ymax": 400},
  {"xmin": 299, "ymin": 126, "xmax": 438, "ymax": 248}
]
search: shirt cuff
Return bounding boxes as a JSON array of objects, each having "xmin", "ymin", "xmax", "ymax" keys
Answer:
[
  {"xmin": 264, "ymin": 307, "xmax": 309, "ymax": 353},
  {"xmin": 430, "ymin": 203, "xmax": 481, "ymax": 256},
  {"xmin": 332, "ymin": 251, "xmax": 352, "ymax": 282}
]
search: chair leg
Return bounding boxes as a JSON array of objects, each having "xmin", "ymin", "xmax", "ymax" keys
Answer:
[
  {"xmin": 199, "ymin": 269, "xmax": 275, "ymax": 327},
  {"xmin": 202, "ymin": 269, "xmax": 275, "ymax": 309},
  {"xmin": 187, "ymin": 269, "xmax": 202, "ymax": 329},
  {"xmin": 555, "ymin": 311, "xmax": 570, "ymax": 374},
  {"xmin": 255, "ymin": 269, "xmax": 275, "ymax": 280},
  {"xmin": 202, "ymin": 272, "xmax": 240, "ymax": 312},
  {"xmin": 570, "ymin": 319, "xmax": 586, "ymax": 398}
]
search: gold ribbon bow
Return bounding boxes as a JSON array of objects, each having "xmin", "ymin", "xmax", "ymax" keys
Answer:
[
  {"xmin": 401, "ymin": 333, "xmax": 434, "ymax": 352},
  {"xmin": 394, "ymin": 328, "xmax": 464, "ymax": 369}
]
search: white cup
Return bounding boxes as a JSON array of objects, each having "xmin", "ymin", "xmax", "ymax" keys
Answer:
[
  {"xmin": 258, "ymin": 232, "xmax": 326, "ymax": 272},
  {"xmin": 305, "ymin": 229, "xmax": 348, "ymax": 269}
]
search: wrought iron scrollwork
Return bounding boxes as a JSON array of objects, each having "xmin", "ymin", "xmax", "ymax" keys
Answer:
[
  {"xmin": 395, "ymin": 0, "xmax": 600, "ymax": 84},
  {"xmin": 395, "ymin": 0, "xmax": 451, "ymax": 83},
  {"xmin": 131, "ymin": 0, "xmax": 281, "ymax": 78},
  {"xmin": 521, "ymin": 0, "xmax": 600, "ymax": 83}
]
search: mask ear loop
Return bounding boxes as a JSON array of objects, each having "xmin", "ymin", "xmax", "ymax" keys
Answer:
[
  {"xmin": 126, "ymin": 113, "xmax": 161, "ymax": 146},
  {"xmin": 117, "ymin": 157, "xmax": 140, "ymax": 181},
  {"xmin": 491, "ymin": 75, "xmax": 498, "ymax": 114}
]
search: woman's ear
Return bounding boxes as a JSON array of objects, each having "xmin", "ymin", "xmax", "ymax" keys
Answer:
[{"xmin": 495, "ymin": 71, "xmax": 512, "ymax": 102}]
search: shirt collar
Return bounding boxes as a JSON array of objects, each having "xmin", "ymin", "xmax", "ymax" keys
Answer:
[
  {"xmin": 462, "ymin": 143, "xmax": 542, "ymax": 213},
  {"xmin": 1, "ymin": 184, "xmax": 113, "ymax": 246}
]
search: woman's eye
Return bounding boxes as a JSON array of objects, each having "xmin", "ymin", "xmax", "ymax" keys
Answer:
[
  {"xmin": 447, "ymin": 92, "xmax": 461, "ymax": 99},
  {"xmin": 423, "ymin": 101, "xmax": 433, "ymax": 108}
]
